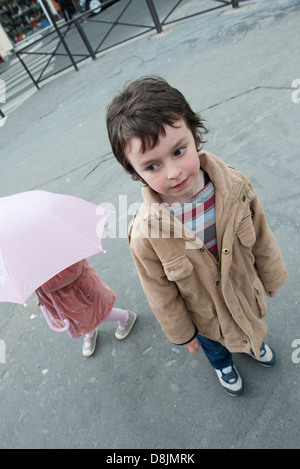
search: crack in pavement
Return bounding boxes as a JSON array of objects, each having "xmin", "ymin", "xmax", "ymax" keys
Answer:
[
  {"xmin": 30, "ymin": 152, "xmax": 114, "ymax": 190},
  {"xmin": 200, "ymin": 85, "xmax": 294, "ymax": 112}
]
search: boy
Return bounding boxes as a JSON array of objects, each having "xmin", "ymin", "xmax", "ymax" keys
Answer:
[{"xmin": 106, "ymin": 76, "xmax": 288, "ymax": 396}]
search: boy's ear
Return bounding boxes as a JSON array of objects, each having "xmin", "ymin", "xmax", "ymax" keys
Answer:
[
  {"xmin": 195, "ymin": 132, "xmax": 201, "ymax": 149},
  {"xmin": 132, "ymin": 172, "xmax": 146, "ymax": 184}
]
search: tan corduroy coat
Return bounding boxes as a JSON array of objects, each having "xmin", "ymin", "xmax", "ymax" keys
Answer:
[{"xmin": 129, "ymin": 151, "xmax": 288, "ymax": 357}]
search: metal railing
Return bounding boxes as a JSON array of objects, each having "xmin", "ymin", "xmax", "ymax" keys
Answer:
[{"xmin": 14, "ymin": 0, "xmax": 248, "ymax": 89}]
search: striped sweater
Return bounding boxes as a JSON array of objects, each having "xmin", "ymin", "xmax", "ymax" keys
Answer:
[{"xmin": 168, "ymin": 172, "xmax": 218, "ymax": 259}]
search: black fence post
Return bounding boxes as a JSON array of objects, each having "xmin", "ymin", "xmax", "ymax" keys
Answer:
[
  {"xmin": 232, "ymin": 0, "xmax": 239, "ymax": 7},
  {"xmin": 40, "ymin": 0, "xmax": 79, "ymax": 72},
  {"xmin": 73, "ymin": 19, "xmax": 96, "ymax": 60},
  {"xmin": 146, "ymin": 0, "xmax": 163, "ymax": 33}
]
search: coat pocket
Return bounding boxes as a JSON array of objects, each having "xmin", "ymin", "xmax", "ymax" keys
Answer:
[
  {"xmin": 163, "ymin": 255, "xmax": 193, "ymax": 281},
  {"xmin": 76, "ymin": 287, "xmax": 93, "ymax": 306},
  {"xmin": 254, "ymin": 277, "xmax": 267, "ymax": 318},
  {"xmin": 237, "ymin": 214, "xmax": 256, "ymax": 248},
  {"xmin": 192, "ymin": 307, "xmax": 221, "ymax": 340}
]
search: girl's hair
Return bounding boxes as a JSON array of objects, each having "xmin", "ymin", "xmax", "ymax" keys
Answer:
[{"xmin": 106, "ymin": 76, "xmax": 208, "ymax": 181}]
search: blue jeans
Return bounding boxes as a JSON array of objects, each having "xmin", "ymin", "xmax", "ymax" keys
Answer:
[{"xmin": 197, "ymin": 333, "xmax": 232, "ymax": 370}]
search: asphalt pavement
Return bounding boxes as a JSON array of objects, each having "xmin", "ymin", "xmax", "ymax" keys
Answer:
[{"xmin": 0, "ymin": 0, "xmax": 299, "ymax": 449}]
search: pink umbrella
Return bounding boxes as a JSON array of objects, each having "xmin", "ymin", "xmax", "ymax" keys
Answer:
[{"xmin": 0, "ymin": 191, "xmax": 111, "ymax": 332}]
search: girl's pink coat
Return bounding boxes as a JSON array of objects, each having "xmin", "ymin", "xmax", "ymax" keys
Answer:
[{"xmin": 39, "ymin": 260, "xmax": 116, "ymax": 336}]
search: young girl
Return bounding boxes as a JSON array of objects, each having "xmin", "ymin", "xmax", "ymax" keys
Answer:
[
  {"xmin": 38, "ymin": 259, "xmax": 137, "ymax": 357},
  {"xmin": 106, "ymin": 76, "xmax": 288, "ymax": 396}
]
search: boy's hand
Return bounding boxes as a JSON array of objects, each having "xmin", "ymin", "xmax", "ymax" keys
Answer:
[
  {"xmin": 265, "ymin": 289, "xmax": 279, "ymax": 298},
  {"xmin": 184, "ymin": 337, "xmax": 201, "ymax": 354}
]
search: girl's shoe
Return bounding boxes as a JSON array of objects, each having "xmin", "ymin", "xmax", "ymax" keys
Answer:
[
  {"xmin": 82, "ymin": 330, "xmax": 98, "ymax": 357},
  {"xmin": 115, "ymin": 311, "xmax": 137, "ymax": 340},
  {"xmin": 215, "ymin": 364, "xmax": 245, "ymax": 396},
  {"xmin": 248, "ymin": 342, "xmax": 276, "ymax": 367}
]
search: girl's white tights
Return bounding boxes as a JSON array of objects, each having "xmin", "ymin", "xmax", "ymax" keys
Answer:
[{"xmin": 85, "ymin": 308, "xmax": 130, "ymax": 338}]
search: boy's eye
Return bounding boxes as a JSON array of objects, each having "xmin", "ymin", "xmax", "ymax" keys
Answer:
[
  {"xmin": 174, "ymin": 147, "xmax": 185, "ymax": 157},
  {"xmin": 147, "ymin": 163, "xmax": 158, "ymax": 172}
]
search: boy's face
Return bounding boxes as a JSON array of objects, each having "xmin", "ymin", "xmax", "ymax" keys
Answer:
[{"xmin": 125, "ymin": 119, "xmax": 203, "ymax": 205}]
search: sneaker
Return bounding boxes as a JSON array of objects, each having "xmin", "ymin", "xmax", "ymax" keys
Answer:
[
  {"xmin": 82, "ymin": 330, "xmax": 98, "ymax": 357},
  {"xmin": 248, "ymin": 342, "xmax": 276, "ymax": 367},
  {"xmin": 215, "ymin": 364, "xmax": 245, "ymax": 396},
  {"xmin": 115, "ymin": 311, "xmax": 137, "ymax": 340}
]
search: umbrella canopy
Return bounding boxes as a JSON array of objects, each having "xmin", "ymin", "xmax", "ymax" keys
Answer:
[{"xmin": 0, "ymin": 190, "xmax": 111, "ymax": 304}]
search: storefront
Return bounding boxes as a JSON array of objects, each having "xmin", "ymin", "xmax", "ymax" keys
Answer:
[{"xmin": 0, "ymin": 0, "xmax": 54, "ymax": 44}]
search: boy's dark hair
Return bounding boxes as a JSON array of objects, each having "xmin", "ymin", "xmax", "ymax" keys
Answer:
[{"xmin": 106, "ymin": 76, "xmax": 208, "ymax": 181}]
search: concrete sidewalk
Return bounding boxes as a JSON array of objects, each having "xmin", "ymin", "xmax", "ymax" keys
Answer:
[{"xmin": 0, "ymin": 0, "xmax": 299, "ymax": 449}]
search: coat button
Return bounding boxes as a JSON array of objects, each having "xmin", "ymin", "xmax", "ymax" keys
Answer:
[
  {"xmin": 242, "ymin": 195, "xmax": 246, "ymax": 202},
  {"xmin": 200, "ymin": 248, "xmax": 205, "ymax": 252},
  {"xmin": 216, "ymin": 281, "xmax": 220, "ymax": 286},
  {"xmin": 222, "ymin": 248, "xmax": 230, "ymax": 255},
  {"xmin": 243, "ymin": 340, "xmax": 248, "ymax": 344}
]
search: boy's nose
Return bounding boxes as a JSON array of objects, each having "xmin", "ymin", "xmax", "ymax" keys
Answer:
[{"xmin": 167, "ymin": 163, "xmax": 182, "ymax": 180}]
